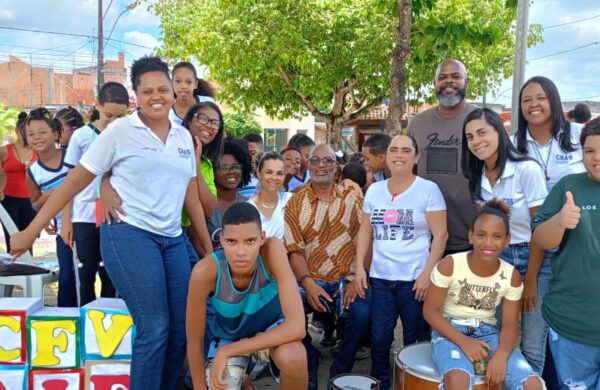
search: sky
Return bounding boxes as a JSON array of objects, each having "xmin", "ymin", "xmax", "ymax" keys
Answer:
[{"xmin": 0, "ymin": 0, "xmax": 598, "ymax": 108}]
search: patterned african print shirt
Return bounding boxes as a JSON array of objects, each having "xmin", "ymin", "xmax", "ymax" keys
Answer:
[{"xmin": 284, "ymin": 183, "xmax": 363, "ymax": 283}]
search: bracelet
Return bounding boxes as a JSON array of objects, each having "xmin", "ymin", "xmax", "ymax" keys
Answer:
[{"xmin": 297, "ymin": 274, "xmax": 312, "ymax": 284}]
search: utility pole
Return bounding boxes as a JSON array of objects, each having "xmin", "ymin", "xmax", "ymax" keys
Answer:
[
  {"xmin": 29, "ymin": 54, "xmax": 33, "ymax": 108},
  {"xmin": 510, "ymin": 0, "xmax": 530, "ymax": 133},
  {"xmin": 97, "ymin": 0, "xmax": 104, "ymax": 96}
]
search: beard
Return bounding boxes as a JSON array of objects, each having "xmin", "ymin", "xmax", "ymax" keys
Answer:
[{"xmin": 436, "ymin": 86, "xmax": 466, "ymax": 107}]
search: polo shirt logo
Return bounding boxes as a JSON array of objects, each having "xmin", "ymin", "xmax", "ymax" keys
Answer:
[
  {"xmin": 555, "ymin": 154, "xmax": 572, "ymax": 162},
  {"xmin": 504, "ymin": 198, "xmax": 514, "ymax": 206},
  {"xmin": 178, "ymin": 148, "xmax": 192, "ymax": 159},
  {"xmin": 581, "ymin": 205, "xmax": 597, "ymax": 210}
]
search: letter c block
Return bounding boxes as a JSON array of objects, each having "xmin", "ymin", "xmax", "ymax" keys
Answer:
[{"xmin": 0, "ymin": 298, "xmax": 43, "ymax": 365}]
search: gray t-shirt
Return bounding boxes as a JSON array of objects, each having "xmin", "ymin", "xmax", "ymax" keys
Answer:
[{"xmin": 407, "ymin": 104, "xmax": 477, "ymax": 251}]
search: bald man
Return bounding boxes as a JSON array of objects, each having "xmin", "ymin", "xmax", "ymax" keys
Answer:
[
  {"xmin": 284, "ymin": 144, "xmax": 369, "ymax": 389},
  {"xmin": 407, "ymin": 59, "xmax": 477, "ymax": 254}
]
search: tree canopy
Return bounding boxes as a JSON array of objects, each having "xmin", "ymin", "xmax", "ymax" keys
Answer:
[
  {"xmin": 223, "ymin": 111, "xmax": 262, "ymax": 138},
  {"xmin": 154, "ymin": 0, "xmax": 542, "ymax": 145}
]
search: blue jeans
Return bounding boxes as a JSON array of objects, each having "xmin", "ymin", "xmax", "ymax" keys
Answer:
[
  {"xmin": 432, "ymin": 322, "xmax": 540, "ymax": 390},
  {"xmin": 500, "ymin": 244, "xmax": 553, "ymax": 375},
  {"xmin": 300, "ymin": 278, "xmax": 370, "ymax": 390},
  {"xmin": 370, "ymin": 278, "xmax": 426, "ymax": 390},
  {"xmin": 56, "ymin": 235, "xmax": 77, "ymax": 307},
  {"xmin": 549, "ymin": 327, "xmax": 600, "ymax": 389},
  {"xmin": 183, "ymin": 227, "xmax": 200, "ymax": 268},
  {"xmin": 100, "ymin": 222, "xmax": 191, "ymax": 390}
]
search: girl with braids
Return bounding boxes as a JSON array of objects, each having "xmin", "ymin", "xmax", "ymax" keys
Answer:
[
  {"xmin": 53, "ymin": 106, "xmax": 84, "ymax": 149},
  {"xmin": 23, "ymin": 107, "xmax": 76, "ymax": 306},
  {"xmin": 0, "ymin": 111, "xmax": 37, "ymax": 253},
  {"xmin": 424, "ymin": 200, "xmax": 545, "ymax": 390}
]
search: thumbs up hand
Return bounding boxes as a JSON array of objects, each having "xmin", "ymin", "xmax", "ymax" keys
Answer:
[{"xmin": 558, "ymin": 191, "xmax": 581, "ymax": 229}]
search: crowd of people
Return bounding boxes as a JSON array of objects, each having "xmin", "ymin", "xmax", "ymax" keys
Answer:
[{"xmin": 1, "ymin": 55, "xmax": 599, "ymax": 390}]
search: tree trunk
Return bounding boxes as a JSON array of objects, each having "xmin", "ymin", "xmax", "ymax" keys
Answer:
[
  {"xmin": 326, "ymin": 121, "xmax": 344, "ymax": 151},
  {"xmin": 385, "ymin": 0, "xmax": 413, "ymax": 134}
]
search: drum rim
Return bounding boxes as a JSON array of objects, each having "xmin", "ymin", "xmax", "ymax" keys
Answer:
[{"xmin": 395, "ymin": 341, "xmax": 488, "ymax": 384}]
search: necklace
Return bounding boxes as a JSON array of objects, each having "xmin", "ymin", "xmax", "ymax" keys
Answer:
[
  {"xmin": 531, "ymin": 139, "xmax": 552, "ymax": 181},
  {"xmin": 258, "ymin": 195, "xmax": 278, "ymax": 209},
  {"xmin": 13, "ymin": 144, "xmax": 34, "ymax": 166}
]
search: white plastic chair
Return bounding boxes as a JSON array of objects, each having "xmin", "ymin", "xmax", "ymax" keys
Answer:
[{"xmin": 0, "ymin": 203, "xmax": 58, "ymax": 299}]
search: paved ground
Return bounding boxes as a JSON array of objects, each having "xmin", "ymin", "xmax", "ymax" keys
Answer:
[{"xmin": 1, "ymin": 231, "xmax": 406, "ymax": 389}]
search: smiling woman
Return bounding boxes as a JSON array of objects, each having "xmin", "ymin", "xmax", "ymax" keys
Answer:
[{"xmin": 8, "ymin": 56, "xmax": 213, "ymax": 390}]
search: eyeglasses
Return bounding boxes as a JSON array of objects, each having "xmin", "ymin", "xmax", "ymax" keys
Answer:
[
  {"xmin": 217, "ymin": 163, "xmax": 243, "ymax": 174},
  {"xmin": 193, "ymin": 112, "xmax": 221, "ymax": 128},
  {"xmin": 308, "ymin": 156, "xmax": 336, "ymax": 167}
]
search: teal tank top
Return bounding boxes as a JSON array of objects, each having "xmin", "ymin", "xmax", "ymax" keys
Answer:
[{"xmin": 208, "ymin": 250, "xmax": 282, "ymax": 340}]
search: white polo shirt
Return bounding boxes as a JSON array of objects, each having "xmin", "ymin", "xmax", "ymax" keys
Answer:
[
  {"xmin": 512, "ymin": 124, "xmax": 585, "ymax": 191},
  {"xmin": 477, "ymin": 159, "xmax": 547, "ymax": 244},
  {"xmin": 64, "ymin": 124, "xmax": 101, "ymax": 223},
  {"xmin": 80, "ymin": 111, "xmax": 196, "ymax": 237}
]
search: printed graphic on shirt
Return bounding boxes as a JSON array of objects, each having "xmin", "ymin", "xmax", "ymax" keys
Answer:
[
  {"xmin": 425, "ymin": 132, "xmax": 461, "ymax": 174},
  {"xmin": 455, "ymin": 278, "xmax": 500, "ymax": 311},
  {"xmin": 371, "ymin": 208, "xmax": 414, "ymax": 240}
]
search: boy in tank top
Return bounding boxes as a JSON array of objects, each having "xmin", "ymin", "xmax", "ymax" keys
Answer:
[{"xmin": 187, "ymin": 202, "xmax": 307, "ymax": 389}]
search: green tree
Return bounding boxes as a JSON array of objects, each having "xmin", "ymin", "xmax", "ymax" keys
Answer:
[
  {"xmin": 154, "ymin": 0, "xmax": 542, "ymax": 147},
  {"xmin": 223, "ymin": 111, "xmax": 262, "ymax": 138},
  {"xmin": 0, "ymin": 104, "xmax": 22, "ymax": 143}
]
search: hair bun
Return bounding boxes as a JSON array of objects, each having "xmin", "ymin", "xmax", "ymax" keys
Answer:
[
  {"xmin": 482, "ymin": 198, "xmax": 511, "ymax": 218},
  {"xmin": 18, "ymin": 112, "xmax": 28, "ymax": 120}
]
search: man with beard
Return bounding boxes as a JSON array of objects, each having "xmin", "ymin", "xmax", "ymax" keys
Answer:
[{"xmin": 408, "ymin": 59, "xmax": 477, "ymax": 255}]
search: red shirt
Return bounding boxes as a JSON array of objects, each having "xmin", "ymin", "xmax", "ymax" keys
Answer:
[{"xmin": 3, "ymin": 143, "xmax": 37, "ymax": 198}]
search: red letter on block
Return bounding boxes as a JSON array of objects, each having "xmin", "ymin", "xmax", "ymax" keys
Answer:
[
  {"xmin": 89, "ymin": 375, "xmax": 130, "ymax": 390},
  {"xmin": 40, "ymin": 379, "xmax": 69, "ymax": 390}
]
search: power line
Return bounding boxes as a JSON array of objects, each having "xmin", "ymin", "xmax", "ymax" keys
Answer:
[
  {"xmin": 529, "ymin": 41, "xmax": 600, "ymax": 61},
  {"xmin": 0, "ymin": 25, "xmax": 155, "ymax": 50},
  {"xmin": 563, "ymin": 95, "xmax": 600, "ymax": 101},
  {"xmin": 543, "ymin": 13, "xmax": 600, "ymax": 29}
]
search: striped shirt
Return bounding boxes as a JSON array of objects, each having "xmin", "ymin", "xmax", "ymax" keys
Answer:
[
  {"xmin": 208, "ymin": 250, "xmax": 281, "ymax": 340},
  {"xmin": 284, "ymin": 183, "xmax": 362, "ymax": 283}
]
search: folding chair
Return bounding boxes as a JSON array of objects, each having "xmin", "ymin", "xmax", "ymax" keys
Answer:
[{"xmin": 0, "ymin": 203, "xmax": 59, "ymax": 299}]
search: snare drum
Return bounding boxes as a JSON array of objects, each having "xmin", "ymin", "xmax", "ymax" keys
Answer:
[
  {"xmin": 395, "ymin": 342, "xmax": 500, "ymax": 390},
  {"xmin": 330, "ymin": 373, "xmax": 380, "ymax": 390}
]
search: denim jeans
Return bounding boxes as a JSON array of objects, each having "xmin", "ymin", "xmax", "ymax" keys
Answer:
[
  {"xmin": 500, "ymin": 244, "xmax": 553, "ymax": 375},
  {"xmin": 300, "ymin": 278, "xmax": 370, "ymax": 389},
  {"xmin": 100, "ymin": 221, "xmax": 191, "ymax": 390},
  {"xmin": 370, "ymin": 277, "xmax": 426, "ymax": 390},
  {"xmin": 549, "ymin": 327, "xmax": 600, "ymax": 389},
  {"xmin": 432, "ymin": 322, "xmax": 541, "ymax": 390},
  {"xmin": 56, "ymin": 235, "xmax": 77, "ymax": 307}
]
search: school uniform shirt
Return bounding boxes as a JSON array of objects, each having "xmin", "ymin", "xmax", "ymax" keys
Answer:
[
  {"xmin": 168, "ymin": 95, "xmax": 216, "ymax": 126},
  {"xmin": 431, "ymin": 251, "xmax": 523, "ymax": 325},
  {"xmin": 512, "ymin": 123, "xmax": 585, "ymax": 191},
  {"xmin": 247, "ymin": 192, "xmax": 293, "ymax": 240},
  {"xmin": 64, "ymin": 124, "xmax": 102, "ymax": 224},
  {"xmin": 532, "ymin": 173, "xmax": 600, "ymax": 347},
  {"xmin": 373, "ymin": 170, "xmax": 387, "ymax": 182},
  {"xmin": 27, "ymin": 149, "xmax": 73, "ymax": 230},
  {"xmin": 287, "ymin": 170, "xmax": 311, "ymax": 192},
  {"xmin": 363, "ymin": 177, "xmax": 446, "ymax": 281},
  {"xmin": 477, "ymin": 159, "xmax": 547, "ymax": 244},
  {"xmin": 79, "ymin": 111, "xmax": 197, "ymax": 237}
]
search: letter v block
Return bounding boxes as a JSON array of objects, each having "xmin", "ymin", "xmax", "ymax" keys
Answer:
[
  {"xmin": 0, "ymin": 365, "xmax": 28, "ymax": 390},
  {"xmin": 81, "ymin": 299, "xmax": 134, "ymax": 361},
  {"xmin": 84, "ymin": 360, "xmax": 130, "ymax": 390},
  {"xmin": 27, "ymin": 308, "xmax": 81, "ymax": 369},
  {"xmin": 0, "ymin": 298, "xmax": 43, "ymax": 365},
  {"xmin": 28, "ymin": 369, "xmax": 83, "ymax": 390}
]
